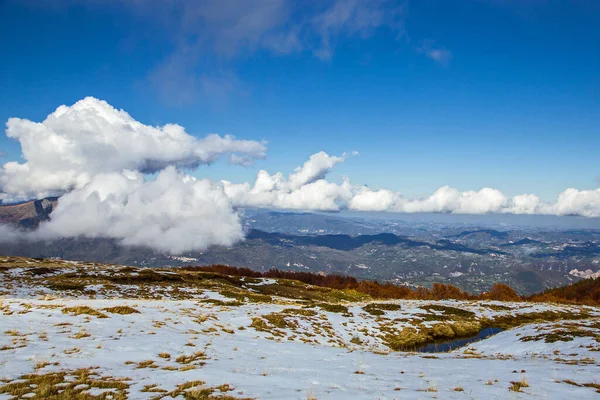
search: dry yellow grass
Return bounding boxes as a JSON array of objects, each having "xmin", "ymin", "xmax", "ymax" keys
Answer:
[
  {"xmin": 62, "ymin": 306, "xmax": 107, "ymax": 319},
  {"xmin": 0, "ymin": 368, "xmax": 129, "ymax": 399},
  {"xmin": 34, "ymin": 361, "xmax": 54, "ymax": 370},
  {"xmin": 135, "ymin": 360, "xmax": 158, "ymax": 369},
  {"xmin": 175, "ymin": 351, "xmax": 206, "ymax": 365},
  {"xmin": 509, "ymin": 377, "xmax": 529, "ymax": 392},
  {"xmin": 102, "ymin": 306, "xmax": 139, "ymax": 315},
  {"xmin": 69, "ymin": 330, "xmax": 91, "ymax": 339},
  {"xmin": 151, "ymin": 379, "xmax": 252, "ymax": 399},
  {"xmin": 417, "ymin": 383, "xmax": 438, "ymax": 392}
]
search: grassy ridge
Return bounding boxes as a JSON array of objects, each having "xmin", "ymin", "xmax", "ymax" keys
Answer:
[
  {"xmin": 184, "ymin": 265, "xmax": 521, "ymax": 302},
  {"xmin": 1, "ymin": 256, "xmax": 598, "ymax": 306},
  {"xmin": 528, "ymin": 277, "xmax": 600, "ymax": 306},
  {"xmin": 186, "ymin": 264, "xmax": 600, "ymax": 306}
]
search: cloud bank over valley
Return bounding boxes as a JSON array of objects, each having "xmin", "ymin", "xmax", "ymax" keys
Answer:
[{"xmin": 1, "ymin": 98, "xmax": 599, "ymax": 253}]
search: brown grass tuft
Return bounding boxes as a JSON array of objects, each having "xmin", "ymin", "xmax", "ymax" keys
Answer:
[
  {"xmin": 62, "ymin": 306, "xmax": 108, "ymax": 318},
  {"xmin": 102, "ymin": 306, "xmax": 140, "ymax": 315}
]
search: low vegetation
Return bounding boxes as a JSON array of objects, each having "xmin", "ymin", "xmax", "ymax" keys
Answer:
[
  {"xmin": 103, "ymin": 306, "xmax": 140, "ymax": 315},
  {"xmin": 3, "ymin": 256, "xmax": 599, "ymax": 306},
  {"xmin": 363, "ymin": 303, "xmax": 401, "ymax": 315},
  {"xmin": 562, "ymin": 380, "xmax": 600, "ymax": 393},
  {"xmin": 529, "ymin": 277, "xmax": 600, "ymax": 306},
  {"xmin": 62, "ymin": 306, "xmax": 108, "ymax": 319},
  {"xmin": 185, "ymin": 264, "xmax": 582, "ymax": 304},
  {"xmin": 509, "ymin": 378, "xmax": 529, "ymax": 392},
  {"xmin": 0, "ymin": 368, "xmax": 129, "ymax": 399}
]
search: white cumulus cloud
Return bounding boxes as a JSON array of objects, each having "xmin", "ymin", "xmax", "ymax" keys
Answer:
[
  {"xmin": 0, "ymin": 97, "xmax": 264, "ymax": 253},
  {"xmin": 35, "ymin": 167, "xmax": 244, "ymax": 254},
  {"xmin": 288, "ymin": 151, "xmax": 346, "ymax": 189},
  {"xmin": 0, "ymin": 97, "xmax": 266, "ymax": 202},
  {"xmin": 222, "ymin": 156, "xmax": 600, "ymax": 218},
  {"xmin": 550, "ymin": 188, "xmax": 600, "ymax": 218},
  {"xmin": 222, "ymin": 152, "xmax": 353, "ymax": 211}
]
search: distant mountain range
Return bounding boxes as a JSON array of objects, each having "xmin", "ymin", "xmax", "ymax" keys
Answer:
[
  {"xmin": 1, "ymin": 199, "xmax": 599, "ymax": 295},
  {"xmin": 247, "ymin": 229, "xmax": 506, "ymax": 255},
  {"xmin": 446, "ymin": 229, "xmax": 510, "ymax": 240}
]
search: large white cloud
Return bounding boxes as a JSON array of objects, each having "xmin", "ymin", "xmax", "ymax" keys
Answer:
[
  {"xmin": 34, "ymin": 167, "xmax": 243, "ymax": 254},
  {"xmin": 398, "ymin": 186, "xmax": 509, "ymax": 214},
  {"xmin": 0, "ymin": 97, "xmax": 263, "ymax": 253},
  {"xmin": 550, "ymin": 188, "xmax": 600, "ymax": 217},
  {"xmin": 0, "ymin": 97, "xmax": 266, "ymax": 202},
  {"xmin": 222, "ymin": 152, "xmax": 353, "ymax": 211},
  {"xmin": 289, "ymin": 151, "xmax": 346, "ymax": 189}
]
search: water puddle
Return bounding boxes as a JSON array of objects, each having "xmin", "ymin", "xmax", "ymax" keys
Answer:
[{"xmin": 416, "ymin": 327, "xmax": 504, "ymax": 353}]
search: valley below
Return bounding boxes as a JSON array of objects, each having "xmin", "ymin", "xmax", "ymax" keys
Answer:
[{"xmin": 2, "ymin": 204, "xmax": 600, "ymax": 296}]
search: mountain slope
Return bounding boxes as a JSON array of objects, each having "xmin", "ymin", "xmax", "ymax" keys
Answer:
[
  {"xmin": 0, "ymin": 197, "xmax": 57, "ymax": 228},
  {"xmin": 0, "ymin": 256, "xmax": 599, "ymax": 399},
  {"xmin": 529, "ymin": 277, "xmax": 600, "ymax": 305}
]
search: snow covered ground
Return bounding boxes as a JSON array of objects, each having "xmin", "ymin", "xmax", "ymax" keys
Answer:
[{"xmin": 0, "ymin": 257, "xmax": 599, "ymax": 399}]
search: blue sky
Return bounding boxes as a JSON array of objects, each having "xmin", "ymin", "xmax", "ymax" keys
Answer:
[{"xmin": 0, "ymin": 0, "xmax": 599, "ymax": 201}]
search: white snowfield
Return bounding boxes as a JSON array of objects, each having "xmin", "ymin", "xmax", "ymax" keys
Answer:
[{"xmin": 0, "ymin": 259, "xmax": 599, "ymax": 399}]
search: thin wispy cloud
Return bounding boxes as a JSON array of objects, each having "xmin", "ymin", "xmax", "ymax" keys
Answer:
[
  {"xmin": 418, "ymin": 40, "xmax": 452, "ymax": 65},
  {"xmin": 123, "ymin": 0, "xmax": 408, "ymax": 103},
  {"xmin": 148, "ymin": 51, "xmax": 200, "ymax": 106},
  {"xmin": 309, "ymin": 0, "xmax": 406, "ymax": 60},
  {"xmin": 15, "ymin": 0, "xmax": 441, "ymax": 104}
]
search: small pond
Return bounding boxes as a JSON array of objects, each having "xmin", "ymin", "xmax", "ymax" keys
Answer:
[{"xmin": 416, "ymin": 327, "xmax": 504, "ymax": 353}]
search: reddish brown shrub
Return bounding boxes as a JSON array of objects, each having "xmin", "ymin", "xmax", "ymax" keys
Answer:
[
  {"xmin": 528, "ymin": 277, "xmax": 600, "ymax": 306},
  {"xmin": 485, "ymin": 283, "xmax": 521, "ymax": 301},
  {"xmin": 183, "ymin": 264, "xmax": 600, "ymax": 306}
]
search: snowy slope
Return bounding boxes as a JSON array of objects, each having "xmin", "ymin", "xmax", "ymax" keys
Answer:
[{"xmin": 0, "ymin": 257, "xmax": 599, "ymax": 399}]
